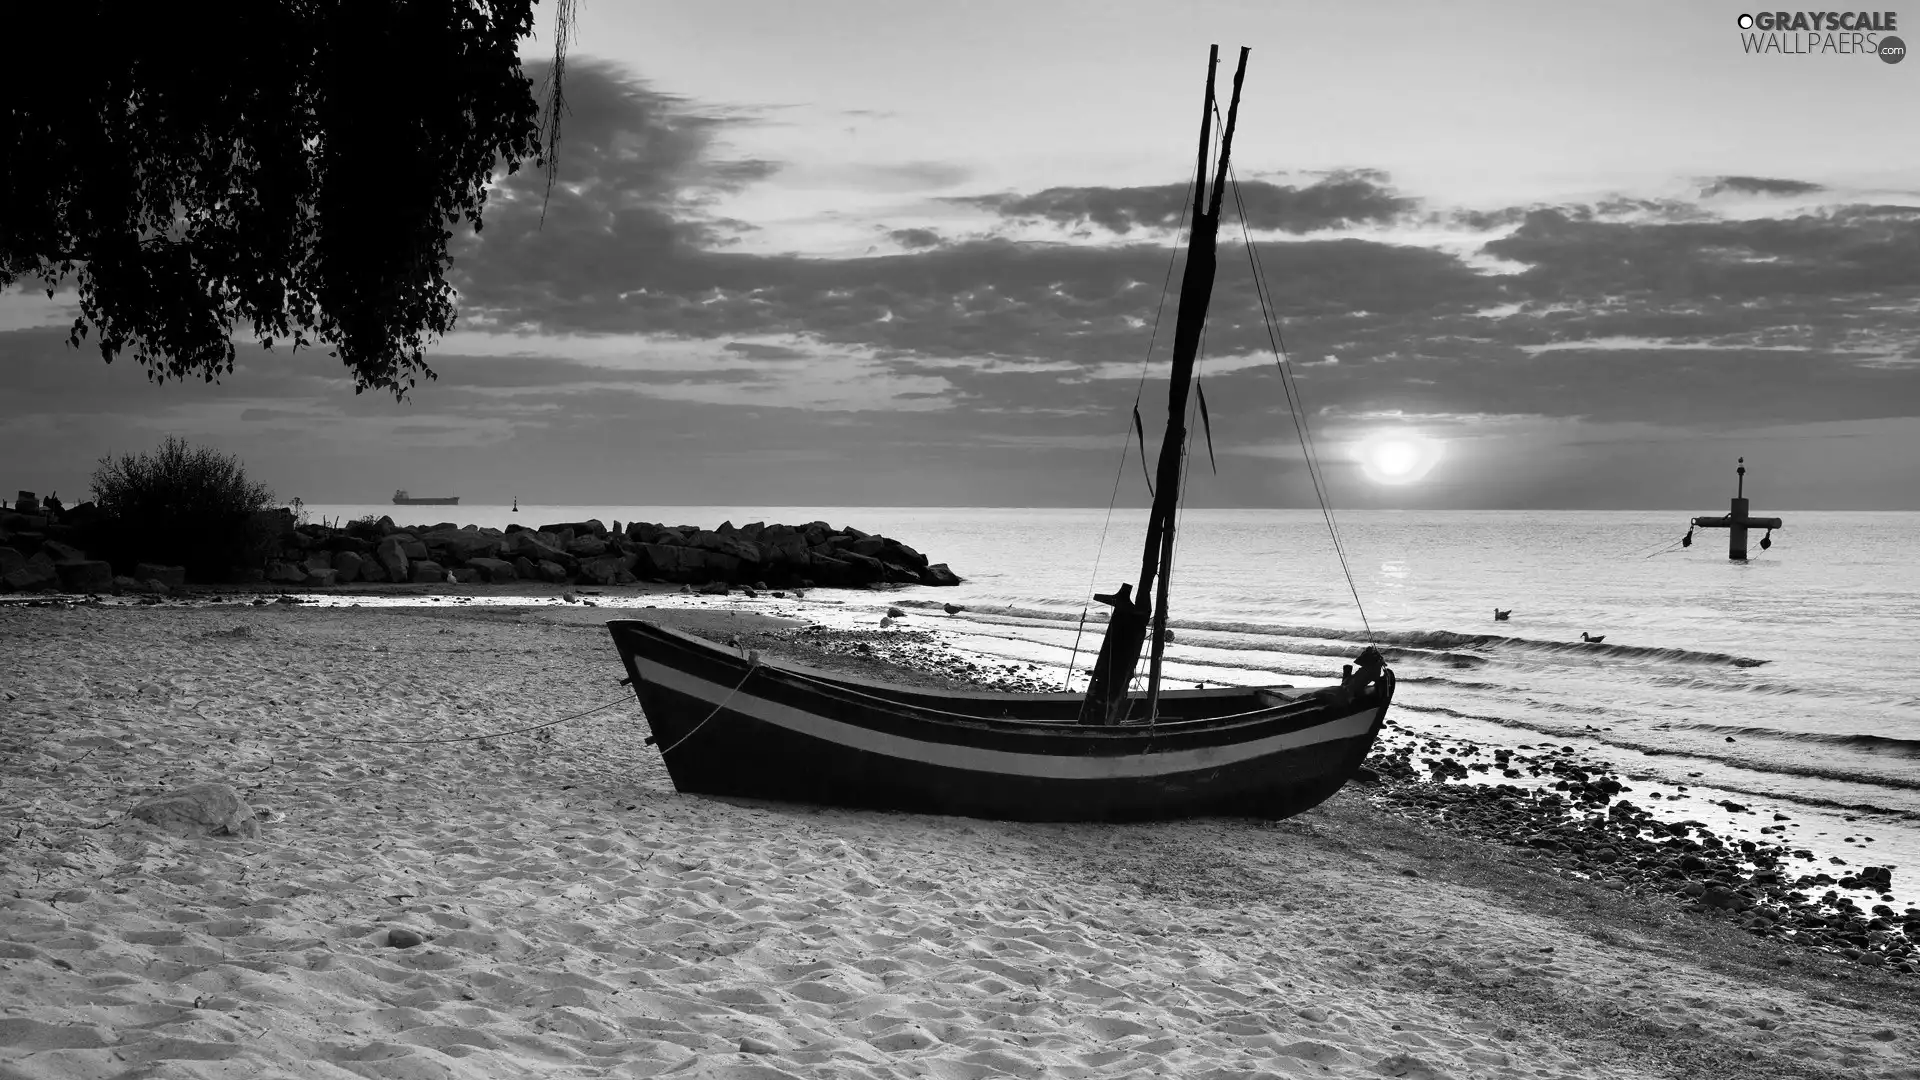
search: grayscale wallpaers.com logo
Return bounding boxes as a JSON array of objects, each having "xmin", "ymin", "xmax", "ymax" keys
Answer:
[{"xmin": 1736, "ymin": 10, "xmax": 1905, "ymax": 61}]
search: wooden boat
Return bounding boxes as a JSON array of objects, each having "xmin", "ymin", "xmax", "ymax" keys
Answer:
[{"xmin": 607, "ymin": 45, "xmax": 1395, "ymax": 821}]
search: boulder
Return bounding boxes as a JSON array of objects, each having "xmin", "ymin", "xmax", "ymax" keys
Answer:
[
  {"xmin": 306, "ymin": 568, "xmax": 339, "ymax": 587},
  {"xmin": 540, "ymin": 519, "xmax": 607, "ymax": 538},
  {"xmin": 133, "ymin": 563, "xmax": 187, "ymax": 588},
  {"xmin": 636, "ymin": 543, "xmax": 703, "ymax": 582},
  {"xmin": 303, "ymin": 552, "xmax": 334, "ymax": 574},
  {"xmin": 566, "ymin": 535, "xmax": 609, "ymax": 559},
  {"xmin": 332, "ymin": 551, "xmax": 364, "ymax": 583},
  {"xmin": 40, "ymin": 539, "xmax": 88, "ymax": 563},
  {"xmin": 410, "ymin": 560, "xmax": 447, "ymax": 584},
  {"xmin": 358, "ymin": 561, "xmax": 388, "ymax": 583},
  {"xmin": 420, "ymin": 529, "xmax": 502, "ymax": 564},
  {"xmin": 129, "ymin": 782, "xmax": 258, "ymax": 838},
  {"xmin": 536, "ymin": 559, "xmax": 568, "ymax": 583},
  {"xmin": 923, "ymin": 563, "xmax": 963, "ymax": 587},
  {"xmin": 501, "ymin": 532, "xmax": 575, "ymax": 571},
  {"xmin": 374, "ymin": 537, "xmax": 409, "ymax": 582},
  {"xmin": 465, "ymin": 557, "xmax": 517, "ymax": 583},
  {"xmin": 512, "ymin": 555, "xmax": 538, "ymax": 581},
  {"xmin": 399, "ymin": 538, "xmax": 429, "ymax": 561},
  {"xmin": 0, "ymin": 547, "xmax": 24, "ymax": 576},
  {"xmin": 450, "ymin": 567, "xmax": 481, "ymax": 584},
  {"xmin": 837, "ymin": 551, "xmax": 887, "ymax": 585},
  {"xmin": 806, "ymin": 554, "xmax": 856, "ymax": 587},
  {"xmin": 577, "ymin": 554, "xmax": 628, "ymax": 585},
  {"xmin": 267, "ymin": 561, "xmax": 307, "ymax": 584},
  {"xmin": 56, "ymin": 560, "xmax": 115, "ymax": 593}
]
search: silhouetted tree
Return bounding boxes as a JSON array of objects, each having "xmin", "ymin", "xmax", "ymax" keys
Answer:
[{"xmin": 1, "ymin": 0, "xmax": 575, "ymax": 398}]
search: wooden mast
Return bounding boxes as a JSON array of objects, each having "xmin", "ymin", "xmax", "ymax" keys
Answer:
[{"xmin": 1080, "ymin": 45, "xmax": 1250, "ymax": 725}]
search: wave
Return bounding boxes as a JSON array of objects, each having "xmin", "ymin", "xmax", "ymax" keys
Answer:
[
  {"xmin": 911, "ymin": 601, "xmax": 1768, "ymax": 669},
  {"xmin": 1388, "ymin": 704, "xmax": 1920, "ymax": 800},
  {"xmin": 1653, "ymin": 722, "xmax": 1920, "ymax": 760}
]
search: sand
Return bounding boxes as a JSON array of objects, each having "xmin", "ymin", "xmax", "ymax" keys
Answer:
[{"xmin": 4, "ymin": 599, "xmax": 1919, "ymax": 1080}]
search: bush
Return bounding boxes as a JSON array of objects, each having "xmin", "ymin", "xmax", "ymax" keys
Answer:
[{"xmin": 89, "ymin": 437, "xmax": 278, "ymax": 579}]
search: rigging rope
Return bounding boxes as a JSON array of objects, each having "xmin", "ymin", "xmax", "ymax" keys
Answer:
[
  {"xmin": 1223, "ymin": 164, "xmax": 1375, "ymax": 640},
  {"xmin": 1063, "ymin": 171, "xmax": 1199, "ymax": 690}
]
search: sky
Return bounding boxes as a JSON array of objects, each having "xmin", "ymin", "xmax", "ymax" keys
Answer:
[{"xmin": 4, "ymin": 0, "xmax": 1918, "ymax": 510}]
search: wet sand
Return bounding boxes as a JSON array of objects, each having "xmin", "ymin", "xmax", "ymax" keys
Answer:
[{"xmin": 3, "ymin": 597, "xmax": 1918, "ymax": 1079}]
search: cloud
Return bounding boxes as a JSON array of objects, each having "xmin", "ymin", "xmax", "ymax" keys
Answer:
[
  {"xmin": 948, "ymin": 170, "xmax": 1417, "ymax": 236},
  {"xmin": 888, "ymin": 227, "xmax": 944, "ymax": 249},
  {"xmin": 1701, "ymin": 176, "xmax": 1826, "ymax": 198}
]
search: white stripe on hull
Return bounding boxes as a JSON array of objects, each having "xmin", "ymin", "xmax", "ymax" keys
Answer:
[{"xmin": 636, "ymin": 658, "xmax": 1379, "ymax": 781}]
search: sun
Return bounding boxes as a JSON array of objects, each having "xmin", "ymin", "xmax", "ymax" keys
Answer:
[{"xmin": 1355, "ymin": 432, "xmax": 1443, "ymax": 485}]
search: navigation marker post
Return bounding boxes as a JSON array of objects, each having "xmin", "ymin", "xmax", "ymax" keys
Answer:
[{"xmin": 1689, "ymin": 458, "xmax": 1783, "ymax": 560}]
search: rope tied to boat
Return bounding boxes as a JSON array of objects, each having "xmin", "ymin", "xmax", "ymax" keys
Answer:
[{"xmin": 654, "ymin": 652, "xmax": 761, "ymax": 756}]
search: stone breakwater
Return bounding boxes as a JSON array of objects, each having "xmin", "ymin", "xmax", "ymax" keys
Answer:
[
  {"xmin": 1359, "ymin": 736, "xmax": 1920, "ymax": 977},
  {"xmin": 0, "ymin": 507, "xmax": 961, "ymax": 593}
]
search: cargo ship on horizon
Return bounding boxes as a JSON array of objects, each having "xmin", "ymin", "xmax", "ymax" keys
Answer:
[{"xmin": 392, "ymin": 490, "xmax": 459, "ymax": 506}]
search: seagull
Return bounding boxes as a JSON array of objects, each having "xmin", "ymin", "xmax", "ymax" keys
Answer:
[
  {"xmin": 1580, "ymin": 632, "xmax": 1606, "ymax": 644},
  {"xmin": 1493, "ymin": 608, "xmax": 1511, "ymax": 621}
]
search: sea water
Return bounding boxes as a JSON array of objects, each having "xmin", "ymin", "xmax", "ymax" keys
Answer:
[{"xmin": 303, "ymin": 503, "xmax": 1920, "ymax": 903}]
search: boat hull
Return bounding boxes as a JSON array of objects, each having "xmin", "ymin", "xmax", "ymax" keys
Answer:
[
  {"xmin": 607, "ymin": 620, "xmax": 1392, "ymax": 822},
  {"xmin": 392, "ymin": 497, "xmax": 459, "ymax": 505}
]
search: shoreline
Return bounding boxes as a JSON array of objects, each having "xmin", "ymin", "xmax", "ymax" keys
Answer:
[{"xmin": 4, "ymin": 595, "xmax": 1919, "ymax": 1078}]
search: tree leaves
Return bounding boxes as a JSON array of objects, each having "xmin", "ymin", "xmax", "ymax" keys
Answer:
[{"xmin": 0, "ymin": 1, "xmax": 568, "ymax": 399}]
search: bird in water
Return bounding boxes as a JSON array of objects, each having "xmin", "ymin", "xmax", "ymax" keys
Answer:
[
  {"xmin": 1580, "ymin": 632, "xmax": 1606, "ymax": 644},
  {"xmin": 1493, "ymin": 608, "xmax": 1511, "ymax": 621}
]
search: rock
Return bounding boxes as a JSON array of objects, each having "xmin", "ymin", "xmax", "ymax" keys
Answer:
[
  {"xmin": 698, "ymin": 581, "xmax": 729, "ymax": 595},
  {"xmin": 887, "ymin": 606, "xmax": 906, "ymax": 618},
  {"xmin": 302, "ymin": 551, "xmax": 334, "ymax": 574},
  {"xmin": 465, "ymin": 557, "xmax": 518, "ymax": 583},
  {"xmin": 39, "ymin": 538, "xmax": 87, "ymax": 563},
  {"xmin": 512, "ymin": 555, "xmax": 538, "ymax": 581},
  {"xmin": 133, "ymin": 563, "xmax": 187, "ymax": 588},
  {"xmin": 130, "ymin": 783, "xmax": 258, "ymax": 838},
  {"xmin": 450, "ymin": 568, "xmax": 482, "ymax": 584},
  {"xmin": 420, "ymin": 529, "xmax": 502, "ymax": 563},
  {"xmin": 409, "ymin": 559, "xmax": 447, "ymax": 584},
  {"xmin": 0, "ymin": 547, "xmax": 24, "ymax": 576},
  {"xmin": 358, "ymin": 561, "xmax": 388, "ymax": 583},
  {"xmin": 923, "ymin": 563, "xmax": 962, "ymax": 586},
  {"xmin": 944, "ymin": 603, "xmax": 964, "ymax": 615},
  {"xmin": 375, "ymin": 537, "xmax": 409, "ymax": 582},
  {"xmin": 306, "ymin": 568, "xmax": 339, "ymax": 587},
  {"xmin": 386, "ymin": 927, "xmax": 426, "ymax": 949},
  {"xmin": 565, "ymin": 535, "xmax": 609, "ymax": 559},
  {"xmin": 267, "ymin": 561, "xmax": 307, "ymax": 584},
  {"xmin": 537, "ymin": 559, "xmax": 568, "ymax": 583},
  {"xmin": 55, "ymin": 560, "xmax": 115, "ymax": 593},
  {"xmin": 332, "ymin": 550, "xmax": 364, "ymax": 583},
  {"xmin": 2, "ymin": 552, "xmax": 59, "ymax": 592},
  {"xmin": 578, "ymin": 554, "xmax": 626, "ymax": 586}
]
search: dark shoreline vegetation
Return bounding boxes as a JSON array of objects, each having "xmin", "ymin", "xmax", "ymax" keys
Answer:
[{"xmin": 0, "ymin": 504, "xmax": 962, "ymax": 594}]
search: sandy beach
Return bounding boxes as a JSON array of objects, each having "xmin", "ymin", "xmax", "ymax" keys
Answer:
[{"xmin": 4, "ymin": 595, "xmax": 1919, "ymax": 1080}]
